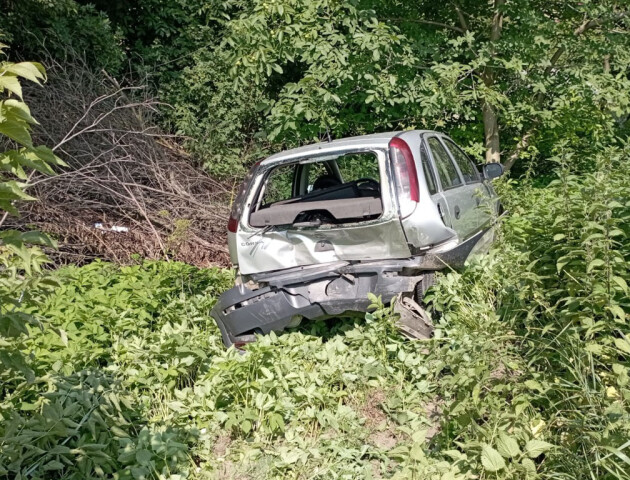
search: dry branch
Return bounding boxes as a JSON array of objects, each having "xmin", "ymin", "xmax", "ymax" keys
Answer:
[{"xmin": 2, "ymin": 56, "xmax": 232, "ymax": 267}]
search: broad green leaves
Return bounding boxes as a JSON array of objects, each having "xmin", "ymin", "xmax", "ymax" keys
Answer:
[
  {"xmin": 481, "ymin": 445, "xmax": 506, "ymax": 472},
  {"xmin": 523, "ymin": 440, "xmax": 553, "ymax": 459},
  {"xmin": 497, "ymin": 432, "xmax": 521, "ymax": 458},
  {"xmin": 0, "ymin": 47, "xmax": 62, "ymax": 406}
]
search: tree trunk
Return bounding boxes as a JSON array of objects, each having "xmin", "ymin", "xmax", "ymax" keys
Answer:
[
  {"xmin": 481, "ymin": 0, "xmax": 504, "ymax": 163},
  {"xmin": 482, "ymin": 100, "xmax": 501, "ymax": 163}
]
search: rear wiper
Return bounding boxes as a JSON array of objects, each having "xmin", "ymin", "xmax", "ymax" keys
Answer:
[{"xmin": 249, "ymin": 224, "xmax": 277, "ymax": 238}]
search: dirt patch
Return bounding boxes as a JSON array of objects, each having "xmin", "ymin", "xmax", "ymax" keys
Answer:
[
  {"xmin": 370, "ymin": 459, "xmax": 384, "ymax": 479},
  {"xmin": 360, "ymin": 389, "xmax": 388, "ymax": 429},
  {"xmin": 490, "ymin": 363, "xmax": 507, "ymax": 380},
  {"xmin": 368, "ymin": 430, "xmax": 399, "ymax": 450},
  {"xmin": 424, "ymin": 396, "xmax": 444, "ymax": 441},
  {"xmin": 212, "ymin": 460, "xmax": 250, "ymax": 480},
  {"xmin": 359, "ymin": 389, "xmax": 403, "ymax": 451},
  {"xmin": 213, "ymin": 433, "xmax": 232, "ymax": 458}
]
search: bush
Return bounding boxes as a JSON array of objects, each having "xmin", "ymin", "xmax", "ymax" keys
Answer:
[{"xmin": 0, "ymin": 1, "xmax": 124, "ymax": 73}]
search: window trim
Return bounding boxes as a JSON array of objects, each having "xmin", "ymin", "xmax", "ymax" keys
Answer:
[
  {"xmin": 440, "ymin": 136, "xmax": 482, "ymax": 185},
  {"xmin": 424, "ymin": 134, "xmax": 464, "ymax": 191}
]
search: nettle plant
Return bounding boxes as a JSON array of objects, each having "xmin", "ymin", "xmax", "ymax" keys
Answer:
[{"xmin": 0, "ymin": 44, "xmax": 64, "ymax": 390}]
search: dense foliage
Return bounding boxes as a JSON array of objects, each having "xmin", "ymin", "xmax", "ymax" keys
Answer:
[
  {"xmin": 2, "ymin": 1, "xmax": 628, "ymax": 177},
  {"xmin": 0, "ymin": 47, "xmax": 64, "ymax": 392},
  {"xmin": 1, "ymin": 1, "xmax": 629, "ymax": 479},
  {"xmin": 0, "ymin": 142, "xmax": 628, "ymax": 478}
]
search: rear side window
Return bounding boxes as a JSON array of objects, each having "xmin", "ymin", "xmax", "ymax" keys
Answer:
[
  {"xmin": 443, "ymin": 139, "xmax": 480, "ymax": 184},
  {"xmin": 420, "ymin": 144, "xmax": 437, "ymax": 195},
  {"xmin": 336, "ymin": 152, "xmax": 380, "ymax": 182},
  {"xmin": 427, "ymin": 137, "xmax": 462, "ymax": 189},
  {"xmin": 262, "ymin": 164, "xmax": 296, "ymax": 205}
]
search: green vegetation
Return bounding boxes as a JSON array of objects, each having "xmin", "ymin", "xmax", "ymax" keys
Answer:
[
  {"xmin": 2, "ymin": 1, "xmax": 628, "ymax": 177},
  {"xmin": 0, "ymin": 46, "xmax": 65, "ymax": 388},
  {"xmin": 1, "ymin": 1, "xmax": 629, "ymax": 478},
  {"xmin": 1, "ymin": 145, "xmax": 628, "ymax": 478}
]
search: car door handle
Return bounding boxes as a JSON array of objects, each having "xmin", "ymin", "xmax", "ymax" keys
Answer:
[
  {"xmin": 454, "ymin": 205, "xmax": 461, "ymax": 219},
  {"xmin": 437, "ymin": 202, "xmax": 445, "ymax": 219}
]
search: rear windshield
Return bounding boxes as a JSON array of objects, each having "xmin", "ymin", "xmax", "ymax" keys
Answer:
[
  {"xmin": 260, "ymin": 151, "xmax": 380, "ymax": 207},
  {"xmin": 250, "ymin": 150, "xmax": 383, "ymax": 227}
]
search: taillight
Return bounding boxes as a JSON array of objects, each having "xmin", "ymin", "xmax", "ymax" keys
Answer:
[
  {"xmin": 227, "ymin": 216, "xmax": 239, "ymax": 233},
  {"xmin": 389, "ymin": 137, "xmax": 419, "ymax": 217},
  {"xmin": 228, "ymin": 162, "xmax": 259, "ymax": 233}
]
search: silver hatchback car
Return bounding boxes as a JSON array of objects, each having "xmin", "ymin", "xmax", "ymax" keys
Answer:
[{"xmin": 212, "ymin": 130, "xmax": 504, "ymax": 347}]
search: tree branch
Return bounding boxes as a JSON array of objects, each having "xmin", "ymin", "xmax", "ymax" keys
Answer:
[
  {"xmin": 574, "ymin": 11, "xmax": 627, "ymax": 35},
  {"xmin": 452, "ymin": 1, "xmax": 470, "ymax": 32},
  {"xmin": 385, "ymin": 17, "xmax": 465, "ymax": 33}
]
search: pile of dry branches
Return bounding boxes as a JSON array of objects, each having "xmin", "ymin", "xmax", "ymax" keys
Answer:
[{"xmin": 4, "ymin": 58, "xmax": 233, "ymax": 267}]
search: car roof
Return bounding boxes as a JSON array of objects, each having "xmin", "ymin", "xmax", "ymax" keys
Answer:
[{"xmin": 259, "ymin": 130, "xmax": 436, "ymax": 166}]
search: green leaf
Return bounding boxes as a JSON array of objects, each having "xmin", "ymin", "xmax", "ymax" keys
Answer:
[
  {"xmin": 43, "ymin": 460, "xmax": 65, "ymax": 471},
  {"xmin": 587, "ymin": 258, "xmax": 605, "ymax": 272},
  {"xmin": 0, "ymin": 75, "xmax": 22, "ymax": 98},
  {"xmin": 608, "ymin": 305, "xmax": 626, "ymax": 321},
  {"xmin": 524, "ymin": 440, "xmax": 553, "ymax": 458},
  {"xmin": 524, "ymin": 379, "xmax": 544, "ymax": 392},
  {"xmin": 521, "ymin": 458, "xmax": 537, "ymax": 477},
  {"xmin": 3, "ymin": 62, "xmax": 46, "ymax": 84},
  {"xmin": 0, "ymin": 117, "xmax": 32, "ymax": 146},
  {"xmin": 614, "ymin": 337, "xmax": 630, "ymax": 354},
  {"xmin": 481, "ymin": 445, "xmax": 506, "ymax": 472},
  {"xmin": 135, "ymin": 449, "xmax": 153, "ymax": 466},
  {"xmin": 241, "ymin": 419, "xmax": 252, "ymax": 433},
  {"xmin": 4, "ymin": 99, "xmax": 37, "ymax": 124},
  {"xmin": 612, "ymin": 276, "xmax": 628, "ymax": 293},
  {"xmin": 497, "ymin": 431, "xmax": 521, "ymax": 458}
]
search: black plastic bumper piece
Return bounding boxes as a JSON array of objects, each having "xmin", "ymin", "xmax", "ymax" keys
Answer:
[
  {"xmin": 211, "ymin": 228, "xmax": 489, "ymax": 348},
  {"xmin": 211, "ymin": 265, "xmax": 423, "ymax": 348}
]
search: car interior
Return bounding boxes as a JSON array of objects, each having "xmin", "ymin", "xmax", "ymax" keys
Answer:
[{"xmin": 249, "ymin": 152, "xmax": 384, "ymax": 227}]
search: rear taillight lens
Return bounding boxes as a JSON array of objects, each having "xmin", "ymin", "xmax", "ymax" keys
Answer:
[
  {"xmin": 228, "ymin": 163, "xmax": 258, "ymax": 233},
  {"xmin": 389, "ymin": 137, "xmax": 419, "ymax": 217},
  {"xmin": 227, "ymin": 216, "xmax": 239, "ymax": 233}
]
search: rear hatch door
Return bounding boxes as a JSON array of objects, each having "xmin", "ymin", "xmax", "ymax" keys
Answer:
[{"xmin": 235, "ymin": 148, "xmax": 411, "ymax": 275}]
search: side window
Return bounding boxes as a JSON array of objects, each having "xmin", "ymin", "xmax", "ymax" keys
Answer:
[
  {"xmin": 420, "ymin": 143, "xmax": 437, "ymax": 195},
  {"xmin": 336, "ymin": 152, "xmax": 380, "ymax": 182},
  {"xmin": 306, "ymin": 162, "xmax": 329, "ymax": 192},
  {"xmin": 262, "ymin": 164, "xmax": 296, "ymax": 205},
  {"xmin": 427, "ymin": 137, "xmax": 462, "ymax": 189},
  {"xmin": 443, "ymin": 139, "xmax": 480, "ymax": 184}
]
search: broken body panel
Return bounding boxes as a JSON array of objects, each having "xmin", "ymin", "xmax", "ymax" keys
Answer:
[
  {"xmin": 212, "ymin": 229, "xmax": 490, "ymax": 347},
  {"xmin": 215, "ymin": 130, "xmax": 502, "ymax": 347}
]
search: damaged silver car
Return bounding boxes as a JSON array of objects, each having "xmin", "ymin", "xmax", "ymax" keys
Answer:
[{"xmin": 211, "ymin": 130, "xmax": 504, "ymax": 348}]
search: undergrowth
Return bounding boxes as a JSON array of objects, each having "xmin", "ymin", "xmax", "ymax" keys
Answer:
[{"xmin": 1, "ymin": 144, "xmax": 629, "ymax": 479}]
